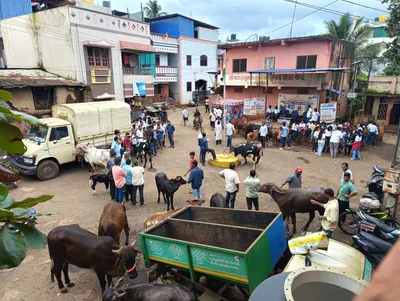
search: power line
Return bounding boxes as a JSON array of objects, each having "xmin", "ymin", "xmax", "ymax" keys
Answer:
[{"xmin": 341, "ymin": 0, "xmax": 389, "ymax": 14}]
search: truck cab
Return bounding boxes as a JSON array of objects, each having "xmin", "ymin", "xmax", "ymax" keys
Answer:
[{"xmin": 12, "ymin": 118, "xmax": 76, "ymax": 180}]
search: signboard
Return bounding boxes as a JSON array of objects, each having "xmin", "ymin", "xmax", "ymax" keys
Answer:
[
  {"xmin": 347, "ymin": 92, "xmax": 357, "ymax": 99},
  {"xmin": 145, "ymin": 239, "xmax": 189, "ymax": 265},
  {"xmin": 278, "ymin": 94, "xmax": 320, "ymax": 113},
  {"xmin": 255, "ymin": 98, "xmax": 265, "ymax": 114},
  {"xmin": 243, "ymin": 99, "xmax": 257, "ymax": 115},
  {"xmin": 320, "ymin": 103, "xmax": 337, "ymax": 123}
]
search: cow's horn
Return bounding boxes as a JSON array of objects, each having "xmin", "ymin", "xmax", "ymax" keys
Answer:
[
  {"xmin": 131, "ymin": 240, "xmax": 136, "ymax": 247},
  {"xmin": 112, "ymin": 249, "xmax": 121, "ymax": 255},
  {"xmin": 113, "ymin": 277, "xmax": 124, "ymax": 288}
]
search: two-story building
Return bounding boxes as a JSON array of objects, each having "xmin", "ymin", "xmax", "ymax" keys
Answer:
[
  {"xmin": 146, "ymin": 14, "xmax": 219, "ymax": 105},
  {"xmin": 219, "ymin": 35, "xmax": 354, "ymax": 118}
]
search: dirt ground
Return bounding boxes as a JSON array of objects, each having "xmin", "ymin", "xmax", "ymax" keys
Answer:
[{"xmin": 0, "ymin": 107, "xmax": 394, "ymax": 301}]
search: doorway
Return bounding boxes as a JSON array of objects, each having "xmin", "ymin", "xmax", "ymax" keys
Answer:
[
  {"xmin": 195, "ymin": 79, "xmax": 207, "ymax": 91},
  {"xmin": 389, "ymin": 102, "xmax": 400, "ymax": 125}
]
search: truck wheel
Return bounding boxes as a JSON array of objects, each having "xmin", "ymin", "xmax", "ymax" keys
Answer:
[{"xmin": 37, "ymin": 160, "xmax": 59, "ymax": 181}]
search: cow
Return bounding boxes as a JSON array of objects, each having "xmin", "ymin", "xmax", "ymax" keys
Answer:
[
  {"xmin": 131, "ymin": 137, "xmax": 153, "ymax": 169},
  {"xmin": 230, "ymin": 143, "xmax": 263, "ymax": 165},
  {"xmin": 98, "ymin": 202, "xmax": 130, "ymax": 246},
  {"xmin": 89, "ymin": 174, "xmax": 110, "ymax": 195},
  {"xmin": 155, "ymin": 172, "xmax": 187, "ymax": 211},
  {"xmin": 244, "ymin": 123, "xmax": 261, "ymax": 137},
  {"xmin": 231, "ymin": 118, "xmax": 247, "ymax": 135},
  {"xmin": 102, "ymin": 282, "xmax": 195, "ymax": 301},
  {"xmin": 47, "ymin": 225, "xmax": 139, "ymax": 294},
  {"xmin": 247, "ymin": 130, "xmax": 259, "ymax": 143},
  {"xmin": 76, "ymin": 144, "xmax": 110, "ymax": 173},
  {"xmin": 144, "ymin": 208, "xmax": 182, "ymax": 229},
  {"xmin": 210, "ymin": 193, "xmax": 228, "ymax": 208}
]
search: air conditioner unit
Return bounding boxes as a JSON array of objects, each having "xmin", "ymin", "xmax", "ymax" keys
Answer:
[{"xmin": 230, "ymin": 34, "xmax": 237, "ymax": 41}]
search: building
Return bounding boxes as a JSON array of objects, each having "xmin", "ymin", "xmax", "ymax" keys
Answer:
[
  {"xmin": 146, "ymin": 14, "xmax": 219, "ymax": 105},
  {"xmin": 218, "ymin": 35, "xmax": 354, "ymax": 118},
  {"xmin": 0, "ymin": 1, "xmax": 156, "ymax": 107}
]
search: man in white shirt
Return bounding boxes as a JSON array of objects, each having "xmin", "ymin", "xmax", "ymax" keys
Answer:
[
  {"xmin": 329, "ymin": 126, "xmax": 342, "ymax": 158},
  {"xmin": 259, "ymin": 122, "xmax": 268, "ymax": 148},
  {"xmin": 219, "ymin": 163, "xmax": 240, "ymax": 208},
  {"xmin": 225, "ymin": 121, "xmax": 235, "ymax": 147},
  {"xmin": 366, "ymin": 122, "xmax": 379, "ymax": 146},
  {"xmin": 216, "ymin": 107, "xmax": 223, "ymax": 119},
  {"xmin": 131, "ymin": 159, "xmax": 145, "ymax": 206},
  {"xmin": 136, "ymin": 126, "xmax": 144, "ymax": 142},
  {"xmin": 291, "ymin": 122, "xmax": 298, "ymax": 145},
  {"xmin": 306, "ymin": 105, "xmax": 313, "ymax": 121},
  {"xmin": 311, "ymin": 108, "xmax": 320, "ymax": 122},
  {"xmin": 341, "ymin": 162, "xmax": 355, "ymax": 184},
  {"xmin": 182, "ymin": 108, "xmax": 189, "ymax": 126},
  {"xmin": 205, "ymin": 97, "xmax": 210, "ymax": 113}
]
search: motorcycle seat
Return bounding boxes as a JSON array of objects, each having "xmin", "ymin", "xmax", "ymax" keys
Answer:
[
  {"xmin": 362, "ymin": 192, "xmax": 379, "ymax": 200},
  {"xmin": 373, "ymin": 165, "xmax": 386, "ymax": 173},
  {"xmin": 363, "ymin": 214, "xmax": 397, "ymax": 233},
  {"xmin": 359, "ymin": 231, "xmax": 393, "ymax": 253}
]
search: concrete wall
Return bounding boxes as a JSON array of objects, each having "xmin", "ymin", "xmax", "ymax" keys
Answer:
[
  {"xmin": 196, "ymin": 26, "xmax": 218, "ymax": 42},
  {"xmin": 158, "ymin": 53, "xmax": 168, "ymax": 66},
  {"xmin": 369, "ymin": 76, "xmax": 400, "ymax": 94},
  {"xmin": 9, "ymin": 88, "xmax": 34, "ymax": 112}
]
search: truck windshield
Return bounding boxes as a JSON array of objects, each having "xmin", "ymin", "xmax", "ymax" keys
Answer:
[{"xmin": 25, "ymin": 126, "xmax": 49, "ymax": 143}]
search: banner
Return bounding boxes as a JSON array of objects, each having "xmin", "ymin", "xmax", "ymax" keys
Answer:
[
  {"xmin": 244, "ymin": 99, "xmax": 257, "ymax": 115},
  {"xmin": 255, "ymin": 98, "xmax": 265, "ymax": 114},
  {"xmin": 320, "ymin": 103, "xmax": 337, "ymax": 123},
  {"xmin": 278, "ymin": 94, "xmax": 320, "ymax": 113}
]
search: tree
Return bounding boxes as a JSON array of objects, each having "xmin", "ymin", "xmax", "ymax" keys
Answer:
[
  {"xmin": 0, "ymin": 90, "xmax": 55, "ymax": 269},
  {"xmin": 382, "ymin": 0, "xmax": 400, "ymax": 76},
  {"xmin": 144, "ymin": 0, "xmax": 167, "ymax": 18}
]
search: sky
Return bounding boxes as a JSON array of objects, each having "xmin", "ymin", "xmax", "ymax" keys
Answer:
[{"xmin": 103, "ymin": 0, "xmax": 389, "ymax": 41}]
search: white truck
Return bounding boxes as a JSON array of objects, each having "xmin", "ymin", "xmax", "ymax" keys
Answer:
[{"xmin": 12, "ymin": 101, "xmax": 131, "ymax": 180}]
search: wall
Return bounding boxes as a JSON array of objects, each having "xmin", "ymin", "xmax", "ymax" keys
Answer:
[
  {"xmin": 9, "ymin": 88, "xmax": 35, "ymax": 112},
  {"xmin": 0, "ymin": 0, "xmax": 32, "ymax": 20},
  {"xmin": 180, "ymin": 37, "xmax": 217, "ymax": 104},
  {"xmin": 55, "ymin": 86, "xmax": 89, "ymax": 104},
  {"xmin": 158, "ymin": 53, "xmax": 168, "ymax": 66},
  {"xmin": 150, "ymin": 16, "xmax": 194, "ymax": 38},
  {"xmin": 369, "ymin": 76, "xmax": 399, "ymax": 95},
  {"xmin": 196, "ymin": 26, "xmax": 218, "ymax": 42}
]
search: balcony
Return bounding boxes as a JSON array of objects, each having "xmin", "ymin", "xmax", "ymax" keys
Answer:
[
  {"xmin": 155, "ymin": 66, "xmax": 177, "ymax": 74},
  {"xmin": 154, "ymin": 66, "xmax": 177, "ymax": 83},
  {"xmin": 122, "ymin": 67, "xmax": 152, "ymax": 76},
  {"xmin": 151, "ymin": 33, "xmax": 179, "ymax": 45}
]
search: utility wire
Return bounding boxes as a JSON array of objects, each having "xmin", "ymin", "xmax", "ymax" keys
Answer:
[{"xmin": 341, "ymin": 0, "xmax": 389, "ymax": 14}]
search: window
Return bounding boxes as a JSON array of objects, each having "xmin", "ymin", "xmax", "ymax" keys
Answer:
[
  {"xmin": 194, "ymin": 30, "xmax": 198, "ymax": 39},
  {"xmin": 200, "ymin": 55, "xmax": 208, "ymax": 66},
  {"xmin": 233, "ymin": 59, "xmax": 247, "ymax": 72},
  {"xmin": 187, "ymin": 82, "xmax": 192, "ymax": 92},
  {"xmin": 32, "ymin": 87, "xmax": 55, "ymax": 110},
  {"xmin": 264, "ymin": 87, "xmax": 273, "ymax": 94},
  {"xmin": 296, "ymin": 55, "xmax": 317, "ymax": 69},
  {"xmin": 377, "ymin": 97, "xmax": 388, "ymax": 120},
  {"xmin": 49, "ymin": 126, "xmax": 69, "ymax": 142},
  {"xmin": 297, "ymin": 88, "xmax": 309, "ymax": 94},
  {"xmin": 155, "ymin": 54, "xmax": 160, "ymax": 66},
  {"xmin": 234, "ymin": 87, "xmax": 244, "ymax": 93},
  {"xmin": 87, "ymin": 47, "xmax": 109, "ymax": 68},
  {"xmin": 265, "ymin": 57, "xmax": 275, "ymax": 69},
  {"xmin": 187, "ymin": 55, "xmax": 192, "ymax": 66}
]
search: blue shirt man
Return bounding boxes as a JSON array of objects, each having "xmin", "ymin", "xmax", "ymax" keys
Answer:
[
  {"xmin": 166, "ymin": 121, "xmax": 175, "ymax": 148},
  {"xmin": 188, "ymin": 160, "xmax": 204, "ymax": 202},
  {"xmin": 111, "ymin": 137, "xmax": 121, "ymax": 158},
  {"xmin": 122, "ymin": 161, "xmax": 133, "ymax": 185}
]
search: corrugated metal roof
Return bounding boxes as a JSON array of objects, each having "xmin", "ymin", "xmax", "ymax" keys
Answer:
[
  {"xmin": 120, "ymin": 41, "xmax": 157, "ymax": 52},
  {"xmin": 0, "ymin": 0, "xmax": 32, "ymax": 20},
  {"xmin": 0, "ymin": 69, "xmax": 86, "ymax": 88},
  {"xmin": 249, "ymin": 68, "xmax": 348, "ymax": 74},
  {"xmin": 145, "ymin": 13, "xmax": 219, "ymax": 30}
]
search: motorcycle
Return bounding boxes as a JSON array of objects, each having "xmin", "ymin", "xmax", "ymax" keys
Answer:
[
  {"xmin": 352, "ymin": 231, "xmax": 393, "ymax": 266},
  {"xmin": 0, "ymin": 155, "xmax": 19, "ymax": 189},
  {"xmin": 357, "ymin": 211, "xmax": 400, "ymax": 243}
]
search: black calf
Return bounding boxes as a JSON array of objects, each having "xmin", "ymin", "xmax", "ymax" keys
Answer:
[{"xmin": 89, "ymin": 174, "xmax": 110, "ymax": 195}]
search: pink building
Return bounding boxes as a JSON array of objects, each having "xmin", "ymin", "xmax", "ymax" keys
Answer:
[{"xmin": 219, "ymin": 35, "xmax": 354, "ymax": 118}]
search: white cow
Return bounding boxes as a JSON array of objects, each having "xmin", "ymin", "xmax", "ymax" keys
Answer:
[{"xmin": 75, "ymin": 144, "xmax": 110, "ymax": 173}]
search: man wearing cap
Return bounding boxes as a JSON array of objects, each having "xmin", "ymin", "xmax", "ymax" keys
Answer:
[
  {"xmin": 281, "ymin": 167, "xmax": 303, "ymax": 188},
  {"xmin": 337, "ymin": 172, "xmax": 357, "ymax": 221}
]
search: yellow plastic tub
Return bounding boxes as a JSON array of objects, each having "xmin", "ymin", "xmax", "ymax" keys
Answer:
[{"xmin": 209, "ymin": 154, "xmax": 239, "ymax": 168}]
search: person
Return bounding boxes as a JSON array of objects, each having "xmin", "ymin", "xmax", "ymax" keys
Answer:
[
  {"xmin": 329, "ymin": 126, "xmax": 342, "ymax": 158},
  {"xmin": 312, "ymin": 126, "xmax": 320, "ymax": 154},
  {"xmin": 123, "ymin": 133, "xmax": 131, "ymax": 153},
  {"xmin": 131, "ymin": 159, "xmax": 145, "ymax": 207},
  {"xmin": 306, "ymin": 105, "xmax": 313, "ymax": 122},
  {"xmin": 205, "ymin": 97, "xmax": 210, "ymax": 113},
  {"xmin": 182, "ymin": 107, "xmax": 189, "ymax": 126},
  {"xmin": 317, "ymin": 128, "xmax": 326, "ymax": 157},
  {"xmin": 337, "ymin": 172, "xmax": 357, "ymax": 222},
  {"xmin": 166, "ymin": 120, "xmax": 175, "ymax": 148},
  {"xmin": 280, "ymin": 122, "xmax": 288, "ymax": 150},
  {"xmin": 259, "ymin": 122, "xmax": 268, "ymax": 148},
  {"xmin": 219, "ymin": 163, "xmax": 240, "ymax": 208},
  {"xmin": 187, "ymin": 160, "xmax": 204, "ymax": 204},
  {"xmin": 310, "ymin": 188, "xmax": 339, "ymax": 238},
  {"xmin": 343, "ymin": 129, "xmax": 352, "ymax": 157},
  {"xmin": 351, "ymin": 130, "xmax": 362, "ymax": 160},
  {"xmin": 106, "ymin": 150, "xmax": 116, "ymax": 201},
  {"xmin": 145, "ymin": 126, "xmax": 157, "ymax": 156},
  {"xmin": 281, "ymin": 166, "xmax": 302, "ymax": 188},
  {"xmin": 136, "ymin": 125, "xmax": 144, "ymax": 142},
  {"xmin": 324, "ymin": 125, "xmax": 332, "ymax": 153},
  {"xmin": 121, "ymin": 152, "xmax": 130, "ymax": 167},
  {"xmin": 156, "ymin": 123, "xmax": 164, "ymax": 152},
  {"xmin": 291, "ymin": 122, "xmax": 298, "ymax": 145},
  {"xmin": 112, "ymin": 157, "xmax": 127, "ymax": 204},
  {"xmin": 215, "ymin": 119, "xmax": 222, "ymax": 145},
  {"xmin": 209, "ymin": 110, "xmax": 216, "ymax": 130},
  {"xmin": 366, "ymin": 122, "xmax": 379, "ymax": 146},
  {"xmin": 111, "ymin": 136, "xmax": 122, "ymax": 158},
  {"xmin": 114, "ymin": 129, "xmax": 121, "ymax": 141},
  {"xmin": 197, "ymin": 129, "xmax": 205, "ymax": 154},
  {"xmin": 184, "ymin": 151, "xmax": 197, "ymax": 177},
  {"xmin": 243, "ymin": 169, "xmax": 261, "ymax": 211},
  {"xmin": 265, "ymin": 116, "xmax": 272, "ymax": 129},
  {"xmin": 199, "ymin": 133, "xmax": 216, "ymax": 166},
  {"xmin": 194, "ymin": 108, "xmax": 201, "ymax": 118},
  {"xmin": 287, "ymin": 125, "xmax": 292, "ymax": 149},
  {"xmin": 266, "ymin": 105, "xmax": 273, "ymax": 118},
  {"xmin": 225, "ymin": 120, "xmax": 235, "ymax": 147},
  {"xmin": 310, "ymin": 108, "xmax": 320, "ymax": 123},
  {"xmin": 273, "ymin": 106, "xmax": 280, "ymax": 121},
  {"xmin": 298, "ymin": 120, "xmax": 306, "ymax": 141},
  {"xmin": 123, "ymin": 158, "xmax": 133, "ymax": 203},
  {"xmin": 341, "ymin": 162, "xmax": 355, "ymax": 184},
  {"xmin": 216, "ymin": 107, "xmax": 222, "ymax": 119}
]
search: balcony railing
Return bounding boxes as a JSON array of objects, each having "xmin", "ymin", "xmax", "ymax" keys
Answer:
[
  {"xmin": 151, "ymin": 33, "xmax": 179, "ymax": 45},
  {"xmin": 155, "ymin": 66, "xmax": 177, "ymax": 74},
  {"xmin": 122, "ymin": 67, "xmax": 152, "ymax": 76}
]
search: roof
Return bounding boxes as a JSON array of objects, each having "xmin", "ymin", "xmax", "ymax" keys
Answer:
[
  {"xmin": 219, "ymin": 34, "xmax": 346, "ymax": 49},
  {"xmin": 0, "ymin": 69, "xmax": 86, "ymax": 89},
  {"xmin": 249, "ymin": 68, "xmax": 349, "ymax": 74},
  {"xmin": 145, "ymin": 13, "xmax": 219, "ymax": 30},
  {"xmin": 120, "ymin": 41, "xmax": 157, "ymax": 52},
  {"xmin": 40, "ymin": 117, "xmax": 71, "ymax": 127}
]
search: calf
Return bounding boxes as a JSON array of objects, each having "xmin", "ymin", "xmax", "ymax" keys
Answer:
[
  {"xmin": 98, "ymin": 202, "xmax": 130, "ymax": 246},
  {"xmin": 144, "ymin": 208, "xmax": 181, "ymax": 229},
  {"xmin": 155, "ymin": 172, "xmax": 187, "ymax": 211},
  {"xmin": 103, "ymin": 284, "xmax": 195, "ymax": 301},
  {"xmin": 210, "ymin": 192, "xmax": 228, "ymax": 208},
  {"xmin": 246, "ymin": 130, "xmax": 259, "ymax": 143},
  {"xmin": 47, "ymin": 225, "xmax": 139, "ymax": 294},
  {"xmin": 76, "ymin": 144, "xmax": 110, "ymax": 173},
  {"xmin": 90, "ymin": 174, "xmax": 110, "ymax": 195},
  {"xmin": 244, "ymin": 123, "xmax": 261, "ymax": 137},
  {"xmin": 230, "ymin": 143, "xmax": 263, "ymax": 165},
  {"xmin": 131, "ymin": 138, "xmax": 153, "ymax": 169}
]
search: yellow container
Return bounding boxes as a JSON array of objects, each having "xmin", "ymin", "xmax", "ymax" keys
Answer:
[{"xmin": 209, "ymin": 154, "xmax": 239, "ymax": 168}]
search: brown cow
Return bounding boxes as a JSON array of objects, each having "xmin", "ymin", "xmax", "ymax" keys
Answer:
[
  {"xmin": 231, "ymin": 118, "xmax": 247, "ymax": 135},
  {"xmin": 144, "ymin": 208, "xmax": 181, "ymax": 229},
  {"xmin": 247, "ymin": 130, "xmax": 259, "ymax": 143},
  {"xmin": 99, "ymin": 202, "xmax": 130, "ymax": 246}
]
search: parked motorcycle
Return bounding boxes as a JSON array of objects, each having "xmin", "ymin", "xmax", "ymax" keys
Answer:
[
  {"xmin": 0, "ymin": 155, "xmax": 19, "ymax": 188},
  {"xmin": 352, "ymin": 231, "xmax": 393, "ymax": 266},
  {"xmin": 357, "ymin": 211, "xmax": 400, "ymax": 242}
]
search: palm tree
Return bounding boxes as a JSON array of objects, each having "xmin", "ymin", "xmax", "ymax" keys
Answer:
[{"xmin": 144, "ymin": 0, "xmax": 167, "ymax": 18}]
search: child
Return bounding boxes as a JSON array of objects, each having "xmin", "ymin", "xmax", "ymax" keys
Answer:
[
  {"xmin": 184, "ymin": 152, "xmax": 197, "ymax": 177},
  {"xmin": 351, "ymin": 130, "xmax": 362, "ymax": 160}
]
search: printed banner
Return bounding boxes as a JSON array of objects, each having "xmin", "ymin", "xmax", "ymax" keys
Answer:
[
  {"xmin": 320, "ymin": 103, "xmax": 337, "ymax": 123},
  {"xmin": 243, "ymin": 99, "xmax": 257, "ymax": 115},
  {"xmin": 278, "ymin": 94, "xmax": 320, "ymax": 113},
  {"xmin": 255, "ymin": 98, "xmax": 265, "ymax": 114}
]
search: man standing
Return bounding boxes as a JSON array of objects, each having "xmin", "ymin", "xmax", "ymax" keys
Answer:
[
  {"xmin": 225, "ymin": 120, "xmax": 235, "ymax": 147},
  {"xmin": 259, "ymin": 122, "xmax": 268, "ymax": 148},
  {"xmin": 366, "ymin": 122, "xmax": 379, "ymax": 146},
  {"xmin": 136, "ymin": 125, "xmax": 144, "ymax": 142},
  {"xmin": 106, "ymin": 150, "xmax": 116, "ymax": 201},
  {"xmin": 243, "ymin": 169, "xmax": 261, "ymax": 210},
  {"xmin": 216, "ymin": 107, "xmax": 223, "ymax": 119},
  {"xmin": 281, "ymin": 166, "xmax": 302, "ymax": 188},
  {"xmin": 199, "ymin": 133, "xmax": 216, "ymax": 166},
  {"xmin": 166, "ymin": 120, "xmax": 175, "ymax": 148},
  {"xmin": 205, "ymin": 97, "xmax": 210, "ymax": 113},
  {"xmin": 182, "ymin": 107, "xmax": 189, "ymax": 126},
  {"xmin": 123, "ymin": 158, "xmax": 133, "ymax": 203},
  {"xmin": 311, "ymin": 108, "xmax": 320, "ymax": 123},
  {"xmin": 219, "ymin": 163, "xmax": 240, "ymax": 208},
  {"xmin": 337, "ymin": 172, "xmax": 357, "ymax": 221},
  {"xmin": 188, "ymin": 160, "xmax": 204, "ymax": 204},
  {"xmin": 111, "ymin": 136, "xmax": 122, "ymax": 158},
  {"xmin": 131, "ymin": 159, "xmax": 145, "ymax": 207},
  {"xmin": 306, "ymin": 105, "xmax": 313, "ymax": 122},
  {"xmin": 209, "ymin": 110, "xmax": 216, "ymax": 130},
  {"xmin": 280, "ymin": 122, "xmax": 288, "ymax": 150},
  {"xmin": 184, "ymin": 151, "xmax": 197, "ymax": 177},
  {"xmin": 112, "ymin": 157, "xmax": 127, "ymax": 204},
  {"xmin": 310, "ymin": 188, "xmax": 339, "ymax": 238},
  {"xmin": 341, "ymin": 162, "xmax": 354, "ymax": 184}
]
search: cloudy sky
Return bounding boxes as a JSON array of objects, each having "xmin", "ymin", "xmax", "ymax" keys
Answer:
[{"xmin": 104, "ymin": 0, "xmax": 389, "ymax": 41}]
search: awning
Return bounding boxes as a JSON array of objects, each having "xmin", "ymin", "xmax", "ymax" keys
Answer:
[
  {"xmin": 214, "ymin": 99, "xmax": 244, "ymax": 106},
  {"xmin": 120, "ymin": 41, "xmax": 157, "ymax": 52},
  {"xmin": 326, "ymin": 88, "xmax": 345, "ymax": 95},
  {"xmin": 83, "ymin": 40, "xmax": 115, "ymax": 48},
  {"xmin": 249, "ymin": 68, "xmax": 348, "ymax": 74},
  {"xmin": 95, "ymin": 93, "xmax": 115, "ymax": 100}
]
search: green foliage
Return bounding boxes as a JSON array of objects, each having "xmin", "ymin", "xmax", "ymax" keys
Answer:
[
  {"xmin": 0, "ymin": 90, "xmax": 55, "ymax": 269},
  {"xmin": 384, "ymin": 65, "xmax": 400, "ymax": 76},
  {"xmin": 144, "ymin": 0, "xmax": 167, "ymax": 18},
  {"xmin": 382, "ymin": 0, "xmax": 400, "ymax": 75}
]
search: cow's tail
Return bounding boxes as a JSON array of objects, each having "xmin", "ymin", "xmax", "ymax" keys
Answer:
[{"xmin": 48, "ymin": 247, "xmax": 55, "ymax": 282}]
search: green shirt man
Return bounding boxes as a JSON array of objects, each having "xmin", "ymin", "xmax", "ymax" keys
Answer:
[{"xmin": 337, "ymin": 172, "xmax": 357, "ymax": 218}]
